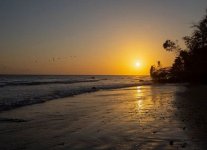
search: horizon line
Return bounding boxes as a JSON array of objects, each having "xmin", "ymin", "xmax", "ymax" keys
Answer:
[{"xmin": 0, "ymin": 74, "xmax": 149, "ymax": 76}]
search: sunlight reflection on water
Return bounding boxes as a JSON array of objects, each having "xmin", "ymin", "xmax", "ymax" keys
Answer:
[{"xmin": 0, "ymin": 85, "xmax": 198, "ymax": 150}]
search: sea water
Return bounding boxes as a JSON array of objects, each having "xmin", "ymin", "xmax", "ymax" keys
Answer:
[{"xmin": 0, "ymin": 75, "xmax": 151, "ymax": 111}]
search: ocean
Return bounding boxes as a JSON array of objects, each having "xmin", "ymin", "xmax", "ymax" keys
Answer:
[{"xmin": 0, "ymin": 75, "xmax": 151, "ymax": 111}]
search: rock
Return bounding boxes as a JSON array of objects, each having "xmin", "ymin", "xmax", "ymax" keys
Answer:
[
  {"xmin": 92, "ymin": 87, "xmax": 97, "ymax": 90},
  {"xmin": 181, "ymin": 142, "xmax": 187, "ymax": 148},
  {"xmin": 0, "ymin": 118, "xmax": 27, "ymax": 123},
  {"xmin": 169, "ymin": 140, "xmax": 174, "ymax": 146},
  {"xmin": 58, "ymin": 142, "xmax": 64, "ymax": 146}
]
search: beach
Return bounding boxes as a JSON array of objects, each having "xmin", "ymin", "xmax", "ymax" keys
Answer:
[
  {"xmin": 2, "ymin": 1, "xmax": 207, "ymax": 149},
  {"xmin": 0, "ymin": 84, "xmax": 205, "ymax": 150}
]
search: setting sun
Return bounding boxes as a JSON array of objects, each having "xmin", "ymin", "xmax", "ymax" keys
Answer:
[
  {"xmin": 1, "ymin": 1, "xmax": 207, "ymax": 149},
  {"xmin": 135, "ymin": 61, "xmax": 141, "ymax": 68}
]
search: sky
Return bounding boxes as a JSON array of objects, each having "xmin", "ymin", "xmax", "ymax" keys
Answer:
[{"xmin": 0, "ymin": 0, "xmax": 207, "ymax": 75}]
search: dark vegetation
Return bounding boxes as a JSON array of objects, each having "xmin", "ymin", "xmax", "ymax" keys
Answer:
[{"xmin": 150, "ymin": 10, "xmax": 207, "ymax": 83}]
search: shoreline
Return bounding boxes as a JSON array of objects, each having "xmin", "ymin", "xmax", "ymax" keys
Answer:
[
  {"xmin": 0, "ymin": 82, "xmax": 152, "ymax": 112},
  {"xmin": 0, "ymin": 84, "xmax": 203, "ymax": 149}
]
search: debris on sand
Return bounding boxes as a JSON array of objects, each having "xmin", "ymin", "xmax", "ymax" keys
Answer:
[
  {"xmin": 169, "ymin": 140, "xmax": 174, "ymax": 146},
  {"xmin": 0, "ymin": 117, "xmax": 27, "ymax": 123},
  {"xmin": 181, "ymin": 142, "xmax": 187, "ymax": 148},
  {"xmin": 92, "ymin": 87, "xmax": 97, "ymax": 90}
]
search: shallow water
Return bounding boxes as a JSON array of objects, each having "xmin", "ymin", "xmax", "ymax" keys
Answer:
[
  {"xmin": 0, "ymin": 85, "xmax": 201, "ymax": 150},
  {"xmin": 0, "ymin": 75, "xmax": 150, "ymax": 111}
]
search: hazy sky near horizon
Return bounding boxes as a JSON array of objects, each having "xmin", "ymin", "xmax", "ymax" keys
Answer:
[{"xmin": 1, "ymin": 0, "xmax": 207, "ymax": 75}]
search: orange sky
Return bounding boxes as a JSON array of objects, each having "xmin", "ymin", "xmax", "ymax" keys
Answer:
[{"xmin": 1, "ymin": 1, "xmax": 207, "ymax": 75}]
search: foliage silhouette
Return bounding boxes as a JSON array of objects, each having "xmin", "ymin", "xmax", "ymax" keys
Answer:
[{"xmin": 150, "ymin": 9, "xmax": 207, "ymax": 83}]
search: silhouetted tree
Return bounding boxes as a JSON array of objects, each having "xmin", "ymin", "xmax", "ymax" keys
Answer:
[
  {"xmin": 157, "ymin": 61, "xmax": 161, "ymax": 68},
  {"xmin": 183, "ymin": 10, "xmax": 207, "ymax": 51},
  {"xmin": 163, "ymin": 40, "xmax": 181, "ymax": 53},
  {"xmin": 150, "ymin": 66, "xmax": 155, "ymax": 77},
  {"xmin": 150, "ymin": 9, "xmax": 207, "ymax": 83},
  {"xmin": 163, "ymin": 40, "xmax": 176, "ymax": 52}
]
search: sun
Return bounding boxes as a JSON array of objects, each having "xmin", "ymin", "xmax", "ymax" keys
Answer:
[{"xmin": 135, "ymin": 61, "xmax": 141, "ymax": 68}]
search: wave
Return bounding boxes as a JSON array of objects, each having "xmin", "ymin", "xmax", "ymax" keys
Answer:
[
  {"xmin": 0, "ymin": 79, "xmax": 101, "ymax": 87},
  {"xmin": 0, "ymin": 81, "xmax": 151, "ymax": 112}
]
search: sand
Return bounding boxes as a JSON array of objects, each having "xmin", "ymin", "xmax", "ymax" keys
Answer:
[{"xmin": 0, "ymin": 84, "xmax": 205, "ymax": 150}]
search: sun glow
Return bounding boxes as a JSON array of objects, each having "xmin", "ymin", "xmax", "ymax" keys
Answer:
[{"xmin": 135, "ymin": 61, "xmax": 141, "ymax": 68}]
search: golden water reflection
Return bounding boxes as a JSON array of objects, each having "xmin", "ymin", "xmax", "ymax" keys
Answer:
[{"xmin": 132, "ymin": 85, "xmax": 174, "ymax": 126}]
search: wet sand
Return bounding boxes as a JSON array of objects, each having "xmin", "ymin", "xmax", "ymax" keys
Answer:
[{"xmin": 0, "ymin": 85, "xmax": 205, "ymax": 150}]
